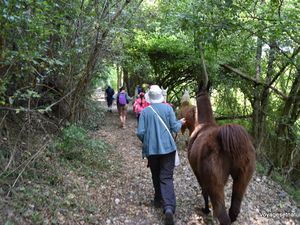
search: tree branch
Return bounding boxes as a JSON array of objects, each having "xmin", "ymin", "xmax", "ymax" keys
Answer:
[
  {"xmin": 267, "ymin": 46, "xmax": 300, "ymax": 88},
  {"xmin": 221, "ymin": 64, "xmax": 287, "ymax": 99},
  {"xmin": 215, "ymin": 114, "xmax": 253, "ymax": 121}
]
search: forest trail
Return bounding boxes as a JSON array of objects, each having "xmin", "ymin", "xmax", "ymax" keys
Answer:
[{"xmin": 86, "ymin": 95, "xmax": 300, "ymax": 225}]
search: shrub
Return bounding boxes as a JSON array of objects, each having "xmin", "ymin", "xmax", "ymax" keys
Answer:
[
  {"xmin": 54, "ymin": 124, "xmax": 110, "ymax": 171},
  {"xmin": 78, "ymin": 99, "xmax": 106, "ymax": 131}
]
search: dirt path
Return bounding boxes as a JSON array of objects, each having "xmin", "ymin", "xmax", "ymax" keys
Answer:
[{"xmin": 91, "ymin": 99, "xmax": 300, "ymax": 225}]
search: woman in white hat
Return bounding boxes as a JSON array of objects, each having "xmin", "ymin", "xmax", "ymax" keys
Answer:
[{"xmin": 136, "ymin": 85, "xmax": 186, "ymax": 225}]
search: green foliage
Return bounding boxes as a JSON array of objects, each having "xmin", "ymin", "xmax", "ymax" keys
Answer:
[
  {"xmin": 256, "ymin": 161, "xmax": 265, "ymax": 175},
  {"xmin": 0, "ymin": 0, "xmax": 299, "ymax": 216},
  {"xmin": 54, "ymin": 124, "xmax": 110, "ymax": 170},
  {"xmin": 55, "ymin": 125, "xmax": 87, "ymax": 160},
  {"xmin": 117, "ymin": 30, "xmax": 201, "ymax": 99},
  {"xmin": 78, "ymin": 99, "xmax": 106, "ymax": 131},
  {"xmin": 0, "ymin": 121, "xmax": 119, "ymax": 224},
  {"xmin": 91, "ymin": 65, "xmax": 118, "ymax": 92}
]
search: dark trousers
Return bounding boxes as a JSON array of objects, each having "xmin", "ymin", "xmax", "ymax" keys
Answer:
[
  {"xmin": 147, "ymin": 151, "xmax": 176, "ymax": 213},
  {"xmin": 106, "ymin": 97, "xmax": 113, "ymax": 107}
]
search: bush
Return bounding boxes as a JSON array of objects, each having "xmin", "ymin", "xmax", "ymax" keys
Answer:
[
  {"xmin": 54, "ymin": 124, "xmax": 110, "ymax": 171},
  {"xmin": 78, "ymin": 99, "xmax": 106, "ymax": 131},
  {"xmin": 55, "ymin": 124, "xmax": 87, "ymax": 160}
]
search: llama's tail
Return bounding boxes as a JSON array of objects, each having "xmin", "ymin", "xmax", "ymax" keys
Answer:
[{"xmin": 218, "ymin": 124, "xmax": 254, "ymax": 159}]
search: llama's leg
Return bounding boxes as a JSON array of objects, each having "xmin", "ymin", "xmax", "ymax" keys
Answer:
[
  {"xmin": 193, "ymin": 173, "xmax": 210, "ymax": 214},
  {"xmin": 188, "ymin": 124, "xmax": 195, "ymax": 137},
  {"xmin": 201, "ymin": 189, "xmax": 211, "ymax": 214},
  {"xmin": 229, "ymin": 175, "xmax": 252, "ymax": 222},
  {"xmin": 181, "ymin": 126, "xmax": 186, "ymax": 135},
  {"xmin": 209, "ymin": 189, "xmax": 231, "ymax": 225},
  {"xmin": 186, "ymin": 127, "xmax": 194, "ymax": 146},
  {"xmin": 185, "ymin": 139, "xmax": 189, "ymax": 147}
]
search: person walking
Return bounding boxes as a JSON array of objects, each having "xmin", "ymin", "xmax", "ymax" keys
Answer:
[
  {"xmin": 136, "ymin": 85, "xmax": 186, "ymax": 225},
  {"xmin": 105, "ymin": 85, "xmax": 115, "ymax": 112},
  {"xmin": 133, "ymin": 92, "xmax": 149, "ymax": 124},
  {"xmin": 137, "ymin": 85, "xmax": 143, "ymax": 95},
  {"xmin": 116, "ymin": 86, "xmax": 131, "ymax": 128}
]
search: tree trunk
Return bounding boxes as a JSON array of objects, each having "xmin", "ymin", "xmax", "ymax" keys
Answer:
[
  {"xmin": 252, "ymin": 38, "xmax": 263, "ymax": 149},
  {"xmin": 117, "ymin": 64, "xmax": 122, "ymax": 90},
  {"xmin": 258, "ymin": 41, "xmax": 276, "ymax": 147},
  {"xmin": 123, "ymin": 67, "xmax": 130, "ymax": 95},
  {"xmin": 275, "ymin": 70, "xmax": 300, "ymax": 167}
]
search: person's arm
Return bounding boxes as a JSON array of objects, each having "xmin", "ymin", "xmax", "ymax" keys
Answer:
[
  {"xmin": 169, "ymin": 107, "xmax": 184, "ymax": 133},
  {"xmin": 126, "ymin": 93, "xmax": 132, "ymax": 102},
  {"xmin": 116, "ymin": 93, "xmax": 119, "ymax": 104},
  {"xmin": 136, "ymin": 111, "xmax": 146, "ymax": 142}
]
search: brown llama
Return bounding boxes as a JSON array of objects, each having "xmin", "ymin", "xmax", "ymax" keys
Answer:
[
  {"xmin": 177, "ymin": 90, "xmax": 197, "ymax": 138},
  {"xmin": 188, "ymin": 84, "xmax": 255, "ymax": 225}
]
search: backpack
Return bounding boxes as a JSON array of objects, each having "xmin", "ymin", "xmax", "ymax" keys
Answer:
[{"xmin": 118, "ymin": 93, "xmax": 127, "ymax": 106}]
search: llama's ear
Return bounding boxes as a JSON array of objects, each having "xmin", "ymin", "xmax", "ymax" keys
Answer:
[
  {"xmin": 165, "ymin": 87, "xmax": 168, "ymax": 92},
  {"xmin": 198, "ymin": 80, "xmax": 211, "ymax": 93},
  {"xmin": 207, "ymin": 80, "xmax": 212, "ymax": 92}
]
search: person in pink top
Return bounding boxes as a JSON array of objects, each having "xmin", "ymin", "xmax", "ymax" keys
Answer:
[{"xmin": 133, "ymin": 92, "xmax": 149, "ymax": 123}]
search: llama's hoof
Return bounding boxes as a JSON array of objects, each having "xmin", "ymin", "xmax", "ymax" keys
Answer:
[
  {"xmin": 229, "ymin": 212, "xmax": 238, "ymax": 222},
  {"xmin": 229, "ymin": 211, "xmax": 239, "ymax": 222},
  {"xmin": 202, "ymin": 207, "xmax": 211, "ymax": 214}
]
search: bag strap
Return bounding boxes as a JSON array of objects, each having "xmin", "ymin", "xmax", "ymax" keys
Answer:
[
  {"xmin": 149, "ymin": 105, "xmax": 180, "ymax": 166},
  {"xmin": 149, "ymin": 105, "xmax": 173, "ymax": 139}
]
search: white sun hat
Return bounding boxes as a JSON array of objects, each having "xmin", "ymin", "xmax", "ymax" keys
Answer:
[{"xmin": 145, "ymin": 85, "xmax": 164, "ymax": 104}]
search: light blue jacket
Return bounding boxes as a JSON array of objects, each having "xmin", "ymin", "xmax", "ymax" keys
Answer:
[{"xmin": 137, "ymin": 103, "xmax": 182, "ymax": 158}]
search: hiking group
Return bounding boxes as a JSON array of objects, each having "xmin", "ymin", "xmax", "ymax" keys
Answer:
[
  {"xmin": 103, "ymin": 83, "xmax": 255, "ymax": 225},
  {"xmin": 109, "ymin": 84, "xmax": 150, "ymax": 128},
  {"xmin": 105, "ymin": 84, "xmax": 186, "ymax": 225}
]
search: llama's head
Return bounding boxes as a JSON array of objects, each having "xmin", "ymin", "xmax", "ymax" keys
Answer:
[
  {"xmin": 181, "ymin": 90, "xmax": 190, "ymax": 104},
  {"xmin": 161, "ymin": 86, "xmax": 168, "ymax": 102}
]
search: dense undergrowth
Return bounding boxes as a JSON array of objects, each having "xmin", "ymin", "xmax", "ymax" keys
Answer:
[{"xmin": 0, "ymin": 101, "xmax": 121, "ymax": 224}]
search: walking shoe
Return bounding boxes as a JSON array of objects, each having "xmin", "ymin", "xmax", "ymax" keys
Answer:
[{"xmin": 164, "ymin": 208, "xmax": 174, "ymax": 225}]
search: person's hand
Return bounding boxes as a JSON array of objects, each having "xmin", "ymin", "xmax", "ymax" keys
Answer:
[{"xmin": 180, "ymin": 118, "xmax": 186, "ymax": 124}]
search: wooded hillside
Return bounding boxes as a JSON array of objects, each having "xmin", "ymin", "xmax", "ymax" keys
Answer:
[{"xmin": 1, "ymin": 0, "xmax": 300, "ymax": 214}]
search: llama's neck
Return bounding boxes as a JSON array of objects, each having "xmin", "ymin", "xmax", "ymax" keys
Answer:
[
  {"xmin": 197, "ymin": 95, "xmax": 216, "ymax": 125},
  {"xmin": 181, "ymin": 101, "xmax": 190, "ymax": 107}
]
